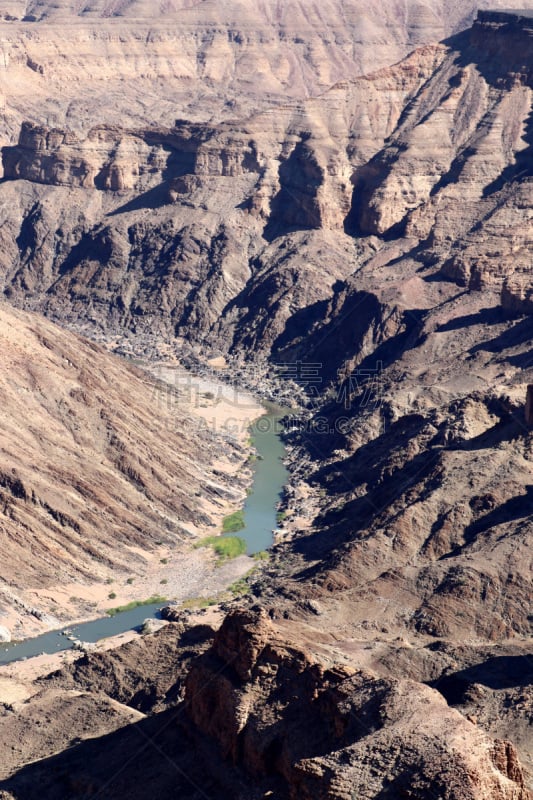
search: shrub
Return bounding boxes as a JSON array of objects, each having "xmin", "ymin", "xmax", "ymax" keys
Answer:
[
  {"xmin": 180, "ymin": 596, "xmax": 218, "ymax": 610},
  {"xmin": 194, "ymin": 535, "xmax": 247, "ymax": 562},
  {"xmin": 106, "ymin": 596, "xmax": 166, "ymax": 617},
  {"xmin": 222, "ymin": 510, "xmax": 245, "ymax": 533},
  {"xmin": 228, "ymin": 577, "xmax": 249, "ymax": 596}
]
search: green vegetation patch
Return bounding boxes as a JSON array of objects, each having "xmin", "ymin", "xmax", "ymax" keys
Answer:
[
  {"xmin": 228, "ymin": 577, "xmax": 251, "ymax": 597},
  {"xmin": 195, "ymin": 535, "xmax": 247, "ymax": 562},
  {"xmin": 106, "ymin": 595, "xmax": 167, "ymax": 617},
  {"xmin": 222, "ymin": 510, "xmax": 246, "ymax": 533},
  {"xmin": 180, "ymin": 596, "xmax": 218, "ymax": 610}
]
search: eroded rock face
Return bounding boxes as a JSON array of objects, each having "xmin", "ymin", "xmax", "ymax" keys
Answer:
[
  {"xmin": 502, "ymin": 273, "xmax": 533, "ymax": 315},
  {"xmin": 0, "ymin": 7, "xmax": 531, "ymax": 800},
  {"xmin": 212, "ymin": 608, "xmax": 272, "ymax": 681},
  {"xmin": 0, "ymin": 303, "xmax": 243, "ymax": 637},
  {"xmin": 526, "ymin": 385, "xmax": 533, "ymax": 426},
  {"xmin": 471, "ymin": 10, "xmax": 533, "ymax": 86},
  {"xmin": 282, "ymin": 376, "xmax": 533, "ymax": 641},
  {"xmin": 183, "ymin": 609, "xmax": 531, "ymax": 800},
  {"xmin": 2, "ymin": 121, "xmax": 259, "ymax": 190},
  {"xmin": 349, "ymin": 14, "xmax": 532, "ymax": 293},
  {"xmin": 0, "ymin": 44, "xmax": 441, "ymax": 350},
  {"xmin": 0, "ymin": 14, "xmax": 530, "ymax": 354},
  {"xmin": 1, "ymin": 0, "xmax": 528, "ymax": 145},
  {"xmin": 0, "ymin": 608, "xmax": 531, "ymax": 800},
  {"xmin": 0, "ymin": 0, "xmax": 459, "ymax": 147}
]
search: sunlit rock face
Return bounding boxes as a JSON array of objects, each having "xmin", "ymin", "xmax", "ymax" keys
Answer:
[{"xmin": 0, "ymin": 10, "xmax": 531, "ymax": 355}]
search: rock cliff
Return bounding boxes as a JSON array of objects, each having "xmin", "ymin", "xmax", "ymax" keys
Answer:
[
  {"xmin": 0, "ymin": 610, "xmax": 530, "ymax": 799},
  {"xmin": 0, "ymin": 12, "xmax": 531, "ymax": 355},
  {"xmin": 0, "ymin": 1, "xmax": 531, "ymax": 145},
  {"xmin": 184, "ymin": 610, "xmax": 531, "ymax": 800},
  {"xmin": 0, "ymin": 7, "xmax": 531, "ymax": 800},
  {"xmin": 0, "ymin": 14, "xmax": 530, "ymax": 657}
]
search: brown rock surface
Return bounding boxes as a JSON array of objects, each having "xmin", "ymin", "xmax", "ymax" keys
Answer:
[
  {"xmin": 526, "ymin": 385, "xmax": 533, "ymax": 425},
  {"xmin": 0, "ymin": 620, "xmax": 216, "ymax": 792},
  {"xmin": 0, "ymin": 7, "xmax": 532, "ymax": 800},
  {"xmin": 502, "ymin": 273, "xmax": 533, "ymax": 315},
  {"xmin": 1, "ymin": 610, "xmax": 530, "ymax": 800},
  {"xmin": 0, "ymin": 13, "xmax": 530, "ymax": 356},
  {"xmin": 1, "ymin": 0, "xmax": 530, "ymax": 146},
  {"xmin": 0, "ymin": 302, "xmax": 247, "ymax": 637}
]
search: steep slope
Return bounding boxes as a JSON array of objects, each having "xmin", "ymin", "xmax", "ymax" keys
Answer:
[
  {"xmin": 0, "ymin": 14, "xmax": 530, "ymax": 649},
  {"xmin": 0, "ymin": 11, "xmax": 530, "ymax": 362},
  {"xmin": 0, "ymin": 44, "xmax": 446, "ymax": 347},
  {"xmin": 0, "ymin": 10, "xmax": 531, "ymax": 799},
  {"xmin": 0, "ymin": 0, "xmax": 532, "ymax": 144},
  {"xmin": 0, "ymin": 303, "xmax": 248, "ymax": 639}
]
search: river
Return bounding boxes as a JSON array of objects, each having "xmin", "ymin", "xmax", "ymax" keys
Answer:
[
  {"xmin": 0, "ymin": 409, "xmax": 287, "ymax": 665},
  {"xmin": 232, "ymin": 409, "xmax": 288, "ymax": 554}
]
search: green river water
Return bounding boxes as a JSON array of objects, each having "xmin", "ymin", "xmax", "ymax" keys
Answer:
[{"xmin": 0, "ymin": 410, "xmax": 287, "ymax": 665}]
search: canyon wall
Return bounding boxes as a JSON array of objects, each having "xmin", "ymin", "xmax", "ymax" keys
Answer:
[{"xmin": 0, "ymin": 11, "xmax": 530, "ymax": 359}]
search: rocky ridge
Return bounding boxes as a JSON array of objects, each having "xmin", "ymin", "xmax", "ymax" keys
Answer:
[
  {"xmin": 0, "ymin": 6, "xmax": 531, "ymax": 800},
  {"xmin": 0, "ymin": 0, "xmax": 532, "ymax": 144},
  {"xmin": 0, "ymin": 610, "xmax": 530, "ymax": 800},
  {"xmin": 0, "ymin": 12, "xmax": 530, "ymax": 359}
]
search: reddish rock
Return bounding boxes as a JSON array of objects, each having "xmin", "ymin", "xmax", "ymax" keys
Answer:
[
  {"xmin": 184, "ymin": 609, "xmax": 532, "ymax": 800},
  {"xmin": 213, "ymin": 608, "xmax": 273, "ymax": 681}
]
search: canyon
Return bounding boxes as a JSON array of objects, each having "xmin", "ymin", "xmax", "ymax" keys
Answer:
[
  {"xmin": 0, "ymin": 302, "xmax": 259, "ymax": 640},
  {"xmin": 0, "ymin": 0, "xmax": 531, "ymax": 142},
  {"xmin": 0, "ymin": 3, "xmax": 531, "ymax": 800},
  {"xmin": 0, "ymin": 10, "xmax": 530, "ymax": 359}
]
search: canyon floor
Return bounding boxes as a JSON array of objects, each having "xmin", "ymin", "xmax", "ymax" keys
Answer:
[{"xmin": 0, "ymin": 3, "xmax": 531, "ymax": 800}]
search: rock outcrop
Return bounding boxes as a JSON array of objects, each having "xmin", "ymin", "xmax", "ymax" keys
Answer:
[
  {"xmin": 0, "ymin": 8, "xmax": 531, "ymax": 800},
  {"xmin": 183, "ymin": 610, "xmax": 531, "ymax": 800},
  {"xmin": 0, "ymin": 0, "xmax": 474, "ymax": 149},
  {"xmin": 526, "ymin": 385, "xmax": 533, "ymax": 426},
  {"xmin": 0, "ymin": 12, "xmax": 530, "ymax": 659},
  {"xmin": 502, "ymin": 272, "xmax": 533, "ymax": 315},
  {"xmin": 1, "ymin": 611, "xmax": 530, "ymax": 800},
  {"xmin": 0, "ymin": 0, "xmax": 529, "ymax": 147},
  {"xmin": 471, "ymin": 9, "xmax": 533, "ymax": 86}
]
